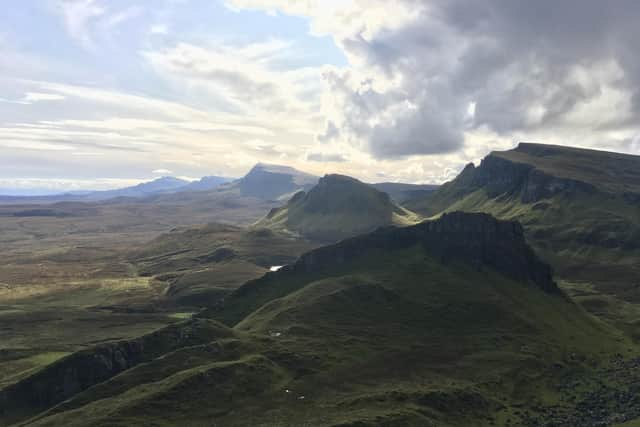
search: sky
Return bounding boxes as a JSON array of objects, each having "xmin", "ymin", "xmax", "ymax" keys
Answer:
[{"xmin": 1, "ymin": 0, "xmax": 640, "ymax": 193}]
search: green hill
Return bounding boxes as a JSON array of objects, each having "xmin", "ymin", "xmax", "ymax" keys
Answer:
[
  {"xmin": 129, "ymin": 223, "xmax": 317, "ymax": 309},
  {"xmin": 406, "ymin": 143, "xmax": 640, "ymax": 307},
  {"xmin": 8, "ymin": 212, "xmax": 635, "ymax": 426},
  {"xmin": 257, "ymin": 174, "xmax": 421, "ymax": 241},
  {"xmin": 3, "ymin": 213, "xmax": 638, "ymax": 426}
]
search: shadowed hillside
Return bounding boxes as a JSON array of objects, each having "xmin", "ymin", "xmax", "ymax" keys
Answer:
[
  {"xmin": 257, "ymin": 174, "xmax": 421, "ymax": 241},
  {"xmin": 225, "ymin": 163, "xmax": 319, "ymax": 201},
  {"xmin": 6, "ymin": 212, "xmax": 634, "ymax": 426},
  {"xmin": 406, "ymin": 143, "xmax": 640, "ymax": 306},
  {"xmin": 129, "ymin": 223, "xmax": 317, "ymax": 308}
]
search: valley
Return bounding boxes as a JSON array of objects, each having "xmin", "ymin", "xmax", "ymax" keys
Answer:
[{"xmin": 1, "ymin": 145, "xmax": 640, "ymax": 426}]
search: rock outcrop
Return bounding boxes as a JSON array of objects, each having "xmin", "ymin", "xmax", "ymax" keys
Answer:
[
  {"xmin": 286, "ymin": 211, "xmax": 557, "ymax": 293},
  {"xmin": 0, "ymin": 319, "xmax": 232, "ymax": 423},
  {"xmin": 475, "ymin": 154, "xmax": 596, "ymax": 203},
  {"xmin": 455, "ymin": 153, "xmax": 596, "ymax": 204},
  {"xmin": 216, "ymin": 212, "xmax": 558, "ymax": 327}
]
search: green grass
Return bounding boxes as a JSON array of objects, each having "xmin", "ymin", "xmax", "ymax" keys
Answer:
[
  {"xmin": 495, "ymin": 143, "xmax": 640, "ymax": 194},
  {"xmin": 257, "ymin": 174, "xmax": 421, "ymax": 241},
  {"xmin": 616, "ymin": 419, "xmax": 640, "ymax": 427},
  {"xmin": 0, "ymin": 352, "xmax": 69, "ymax": 389},
  {"xmin": 6, "ymin": 242, "xmax": 639, "ymax": 426},
  {"xmin": 416, "ymin": 183, "xmax": 640, "ymax": 298},
  {"xmin": 131, "ymin": 223, "xmax": 317, "ymax": 308}
]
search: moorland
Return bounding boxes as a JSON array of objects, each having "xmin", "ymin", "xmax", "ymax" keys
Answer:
[{"xmin": 1, "ymin": 143, "xmax": 640, "ymax": 426}]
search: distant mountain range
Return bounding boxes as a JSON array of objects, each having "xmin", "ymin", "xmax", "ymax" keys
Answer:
[
  {"xmin": 0, "ymin": 175, "xmax": 233, "ymax": 203},
  {"xmin": 1, "ymin": 163, "xmax": 439, "ymax": 206}
]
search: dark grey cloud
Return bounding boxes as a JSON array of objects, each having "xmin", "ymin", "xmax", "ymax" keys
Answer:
[
  {"xmin": 306, "ymin": 152, "xmax": 347, "ymax": 162},
  {"xmin": 322, "ymin": 0, "xmax": 640, "ymax": 158}
]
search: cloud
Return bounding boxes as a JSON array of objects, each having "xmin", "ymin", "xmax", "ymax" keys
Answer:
[
  {"xmin": 152, "ymin": 168, "xmax": 173, "ymax": 175},
  {"xmin": 150, "ymin": 24, "xmax": 168, "ymax": 35},
  {"xmin": 57, "ymin": 1, "xmax": 141, "ymax": 49},
  {"xmin": 0, "ymin": 177, "xmax": 143, "ymax": 194},
  {"xmin": 229, "ymin": 0, "xmax": 640, "ymax": 160},
  {"xmin": 306, "ymin": 151, "xmax": 347, "ymax": 162},
  {"xmin": 58, "ymin": 0, "xmax": 106, "ymax": 48},
  {"xmin": 142, "ymin": 40, "xmax": 321, "ymax": 115},
  {"xmin": 23, "ymin": 92, "xmax": 66, "ymax": 103},
  {"xmin": 0, "ymin": 92, "xmax": 66, "ymax": 105}
]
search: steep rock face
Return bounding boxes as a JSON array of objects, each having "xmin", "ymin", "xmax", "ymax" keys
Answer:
[
  {"xmin": 288, "ymin": 211, "xmax": 557, "ymax": 293},
  {"xmin": 471, "ymin": 154, "xmax": 596, "ymax": 203},
  {"xmin": 217, "ymin": 212, "xmax": 557, "ymax": 327},
  {"xmin": 0, "ymin": 320, "xmax": 231, "ymax": 422}
]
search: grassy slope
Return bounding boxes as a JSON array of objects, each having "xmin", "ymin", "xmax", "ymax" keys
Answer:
[
  {"xmin": 22, "ymin": 247, "xmax": 628, "ymax": 426},
  {"xmin": 258, "ymin": 175, "xmax": 421, "ymax": 242},
  {"xmin": 495, "ymin": 143, "xmax": 640, "ymax": 194},
  {"xmin": 18, "ymin": 245, "xmax": 636, "ymax": 426},
  {"xmin": 130, "ymin": 224, "xmax": 317, "ymax": 308},
  {"xmin": 406, "ymin": 144, "xmax": 640, "ymax": 337}
]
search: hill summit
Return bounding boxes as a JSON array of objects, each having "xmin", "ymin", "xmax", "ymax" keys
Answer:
[
  {"xmin": 218, "ymin": 211, "xmax": 558, "ymax": 325},
  {"xmin": 233, "ymin": 163, "xmax": 318, "ymax": 200},
  {"xmin": 405, "ymin": 142, "xmax": 640, "ymax": 299},
  {"xmin": 257, "ymin": 174, "xmax": 420, "ymax": 241}
]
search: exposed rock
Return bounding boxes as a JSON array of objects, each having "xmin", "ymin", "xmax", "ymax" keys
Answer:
[
  {"xmin": 285, "ymin": 211, "xmax": 557, "ymax": 293},
  {"xmin": 471, "ymin": 154, "xmax": 596, "ymax": 203},
  {"xmin": 0, "ymin": 319, "xmax": 232, "ymax": 423}
]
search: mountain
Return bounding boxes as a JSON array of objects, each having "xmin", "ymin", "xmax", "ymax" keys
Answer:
[
  {"xmin": 8, "ymin": 213, "xmax": 631, "ymax": 426},
  {"xmin": 0, "ymin": 175, "xmax": 233, "ymax": 204},
  {"xmin": 177, "ymin": 175, "xmax": 232, "ymax": 192},
  {"xmin": 406, "ymin": 142, "xmax": 640, "ymax": 301},
  {"xmin": 256, "ymin": 174, "xmax": 421, "ymax": 241},
  {"xmin": 371, "ymin": 182, "xmax": 439, "ymax": 203},
  {"xmin": 229, "ymin": 163, "xmax": 319, "ymax": 200},
  {"xmin": 84, "ymin": 176, "xmax": 190, "ymax": 200}
]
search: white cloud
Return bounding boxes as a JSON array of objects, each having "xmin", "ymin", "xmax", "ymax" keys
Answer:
[
  {"xmin": 227, "ymin": 0, "xmax": 640, "ymax": 165},
  {"xmin": 101, "ymin": 5, "xmax": 141, "ymax": 29},
  {"xmin": 56, "ymin": 1, "xmax": 141, "ymax": 49},
  {"xmin": 58, "ymin": 0, "xmax": 106, "ymax": 49},
  {"xmin": 152, "ymin": 168, "xmax": 173, "ymax": 175},
  {"xmin": 142, "ymin": 40, "xmax": 320, "ymax": 116},
  {"xmin": 0, "ymin": 177, "xmax": 143, "ymax": 193},
  {"xmin": 23, "ymin": 92, "xmax": 66, "ymax": 103},
  {"xmin": 150, "ymin": 24, "xmax": 168, "ymax": 35},
  {"xmin": 0, "ymin": 92, "xmax": 66, "ymax": 105}
]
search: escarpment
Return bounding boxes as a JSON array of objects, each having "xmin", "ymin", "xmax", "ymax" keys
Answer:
[
  {"xmin": 0, "ymin": 319, "xmax": 232, "ymax": 423},
  {"xmin": 288, "ymin": 211, "xmax": 557, "ymax": 293},
  {"xmin": 213, "ymin": 212, "xmax": 558, "ymax": 326}
]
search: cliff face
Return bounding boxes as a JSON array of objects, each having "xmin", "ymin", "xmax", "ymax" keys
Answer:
[
  {"xmin": 470, "ymin": 154, "xmax": 596, "ymax": 203},
  {"xmin": 289, "ymin": 211, "xmax": 557, "ymax": 293},
  {"xmin": 0, "ymin": 319, "xmax": 231, "ymax": 423},
  {"xmin": 214, "ymin": 212, "xmax": 558, "ymax": 327}
]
